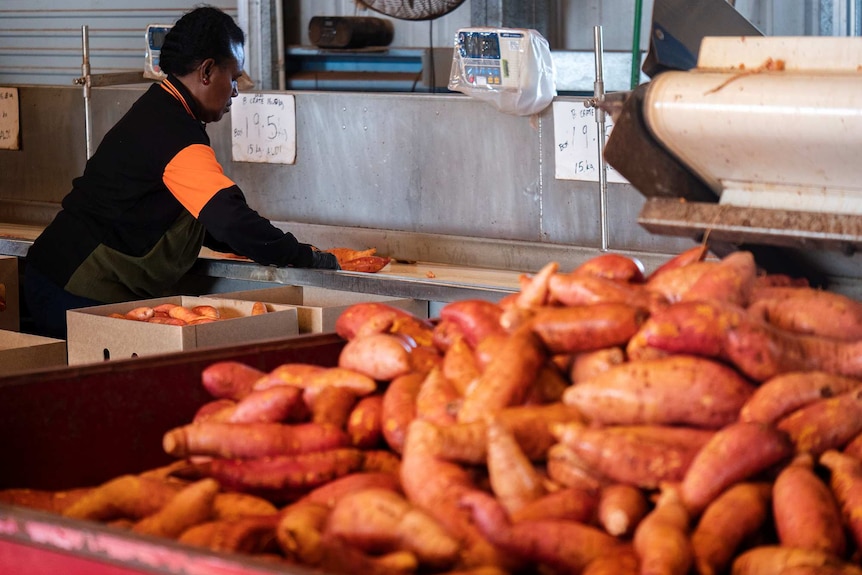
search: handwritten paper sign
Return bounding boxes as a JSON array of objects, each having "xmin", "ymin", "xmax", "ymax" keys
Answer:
[
  {"xmin": 231, "ymin": 92, "xmax": 296, "ymax": 164},
  {"xmin": 0, "ymin": 87, "xmax": 21, "ymax": 151},
  {"xmin": 552, "ymin": 100, "xmax": 627, "ymax": 184}
]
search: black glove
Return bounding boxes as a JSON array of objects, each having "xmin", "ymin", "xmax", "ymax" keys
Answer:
[{"xmin": 311, "ymin": 250, "xmax": 341, "ymax": 270}]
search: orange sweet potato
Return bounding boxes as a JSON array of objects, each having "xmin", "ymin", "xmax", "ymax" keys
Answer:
[
  {"xmin": 340, "ymin": 255, "xmax": 391, "ymax": 273},
  {"xmin": 338, "ymin": 333, "xmax": 414, "ymax": 382},
  {"xmin": 739, "ymin": 371, "xmax": 862, "ymax": 424},
  {"xmin": 545, "ymin": 443, "xmax": 606, "ymax": 492},
  {"xmin": 678, "ymin": 250, "xmax": 757, "ymax": 307},
  {"xmin": 773, "ymin": 454, "xmax": 846, "ymax": 556},
  {"xmin": 485, "ymin": 417, "xmax": 546, "ymax": 515},
  {"xmin": 681, "ymin": 421, "xmax": 794, "ymax": 516},
  {"xmin": 530, "ymin": 302, "xmax": 648, "ymax": 355},
  {"xmin": 596, "ymin": 483, "xmax": 649, "ymax": 537},
  {"xmin": 731, "ymin": 546, "xmax": 862, "ymax": 575},
  {"xmin": 570, "ymin": 347, "xmax": 626, "ymax": 383},
  {"xmin": 308, "ymin": 385, "xmax": 357, "ymax": 428},
  {"xmin": 438, "ymin": 299, "xmax": 506, "ymax": 348},
  {"xmin": 62, "ymin": 475, "xmax": 182, "ymax": 521},
  {"xmin": 132, "ymin": 478, "xmax": 219, "ymax": 539},
  {"xmin": 562, "ymin": 355, "xmax": 755, "ymax": 429},
  {"xmin": 227, "ymin": 385, "xmax": 308, "ymax": 424},
  {"xmin": 820, "ymin": 449, "xmax": 862, "ymax": 552},
  {"xmin": 645, "ymin": 244, "xmax": 709, "ymax": 284},
  {"xmin": 125, "ymin": 306, "xmax": 155, "ymax": 321},
  {"xmin": 571, "ymin": 252, "xmax": 645, "ymax": 283},
  {"xmin": 347, "ymin": 393, "xmax": 385, "ymax": 449},
  {"xmin": 748, "ymin": 286, "xmax": 862, "ymax": 341},
  {"xmin": 645, "ymin": 261, "xmax": 717, "ymax": 304},
  {"xmin": 552, "ymin": 422, "xmax": 714, "ymax": 489},
  {"xmin": 691, "ymin": 482, "xmax": 773, "ymax": 575},
  {"xmin": 776, "ymin": 387, "xmax": 862, "ymax": 456},
  {"xmin": 510, "ymin": 485, "xmax": 598, "ymax": 524},
  {"xmin": 461, "ymin": 489, "xmax": 622, "ymax": 574},
  {"xmin": 178, "ymin": 514, "xmax": 280, "ymax": 554},
  {"xmin": 547, "ymin": 274, "xmax": 659, "ymax": 309},
  {"xmin": 252, "ymin": 363, "xmax": 325, "ymax": 391},
  {"xmin": 515, "ymin": 261, "xmax": 559, "ymax": 309},
  {"xmin": 276, "ymin": 500, "xmax": 330, "ymax": 565},
  {"xmin": 325, "ymin": 487, "xmax": 460, "ymax": 569},
  {"xmin": 457, "ymin": 324, "xmax": 546, "ymax": 423},
  {"xmin": 415, "ymin": 366, "xmax": 461, "ymax": 427},
  {"xmin": 201, "ymin": 361, "xmax": 267, "ymax": 401},
  {"xmin": 162, "ymin": 421, "xmax": 351, "ymax": 459},
  {"xmin": 335, "ymin": 302, "xmax": 416, "ymax": 341},
  {"xmin": 299, "ymin": 471, "xmax": 402, "ymax": 508},
  {"xmin": 633, "ymin": 484, "xmax": 693, "ymax": 575},
  {"xmin": 441, "ymin": 336, "xmax": 482, "ymax": 395}
]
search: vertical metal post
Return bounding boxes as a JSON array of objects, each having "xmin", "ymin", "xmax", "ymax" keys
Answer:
[
  {"xmin": 80, "ymin": 25, "xmax": 94, "ymax": 159},
  {"xmin": 593, "ymin": 26, "xmax": 609, "ymax": 252}
]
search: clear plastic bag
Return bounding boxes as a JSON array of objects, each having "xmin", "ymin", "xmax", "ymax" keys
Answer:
[{"xmin": 448, "ymin": 27, "xmax": 556, "ymax": 116}]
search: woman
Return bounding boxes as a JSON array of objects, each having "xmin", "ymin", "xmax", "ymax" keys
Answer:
[{"xmin": 24, "ymin": 6, "xmax": 338, "ymax": 339}]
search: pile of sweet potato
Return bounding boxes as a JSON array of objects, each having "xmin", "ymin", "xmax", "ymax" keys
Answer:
[
  {"xmin": 6, "ymin": 245, "xmax": 862, "ymax": 575},
  {"xmin": 109, "ymin": 301, "xmax": 268, "ymax": 326}
]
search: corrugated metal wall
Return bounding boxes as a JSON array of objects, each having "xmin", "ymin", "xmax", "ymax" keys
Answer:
[
  {"xmin": 0, "ymin": 0, "xmax": 851, "ymax": 87},
  {"xmin": 0, "ymin": 0, "xmax": 236, "ymax": 86}
]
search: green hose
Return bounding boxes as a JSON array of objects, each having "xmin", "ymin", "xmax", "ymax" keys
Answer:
[{"xmin": 631, "ymin": 0, "xmax": 644, "ymax": 89}]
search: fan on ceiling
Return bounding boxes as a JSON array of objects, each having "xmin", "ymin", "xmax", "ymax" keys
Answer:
[{"xmin": 355, "ymin": 0, "xmax": 467, "ymax": 21}]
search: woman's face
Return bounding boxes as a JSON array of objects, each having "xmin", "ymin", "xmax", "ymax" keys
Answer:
[{"xmin": 196, "ymin": 41, "xmax": 244, "ymax": 123}]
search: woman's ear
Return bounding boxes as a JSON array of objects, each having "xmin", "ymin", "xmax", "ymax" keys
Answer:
[{"xmin": 201, "ymin": 59, "xmax": 215, "ymax": 85}]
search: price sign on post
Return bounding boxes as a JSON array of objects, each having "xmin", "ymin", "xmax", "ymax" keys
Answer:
[
  {"xmin": 0, "ymin": 87, "xmax": 21, "ymax": 151},
  {"xmin": 552, "ymin": 100, "xmax": 627, "ymax": 184},
  {"xmin": 231, "ymin": 93, "xmax": 296, "ymax": 164}
]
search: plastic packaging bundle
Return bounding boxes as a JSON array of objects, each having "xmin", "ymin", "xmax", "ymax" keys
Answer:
[{"xmin": 448, "ymin": 27, "xmax": 556, "ymax": 116}]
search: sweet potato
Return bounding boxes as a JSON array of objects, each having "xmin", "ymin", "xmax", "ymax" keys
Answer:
[
  {"xmin": 552, "ymin": 421, "xmax": 714, "ymax": 489},
  {"xmin": 571, "ymin": 252, "xmax": 645, "ymax": 283},
  {"xmin": 400, "ymin": 422, "xmax": 512, "ymax": 570},
  {"xmin": 227, "ymin": 384, "xmax": 308, "ymax": 424},
  {"xmin": 580, "ymin": 546, "xmax": 640, "ymax": 575},
  {"xmin": 646, "ymin": 244, "xmax": 709, "ymax": 283},
  {"xmin": 545, "ymin": 443, "xmax": 606, "ymax": 492},
  {"xmin": 192, "ymin": 305, "xmax": 220, "ymax": 319},
  {"xmin": 338, "ymin": 333, "xmax": 414, "ymax": 382},
  {"xmin": 633, "ymin": 484, "xmax": 693, "ymax": 575},
  {"xmin": 681, "ymin": 421, "xmax": 794, "ymax": 516},
  {"xmin": 820, "ymin": 449, "xmax": 862, "ymax": 552},
  {"xmin": 562, "ymin": 355, "xmax": 755, "ymax": 428},
  {"xmin": 125, "ymin": 306, "xmax": 155, "ymax": 321},
  {"xmin": 340, "ymin": 255, "xmax": 391, "ymax": 273},
  {"xmin": 530, "ymin": 302, "xmax": 648, "ymax": 355},
  {"xmin": 201, "ymin": 361, "xmax": 267, "ymax": 401},
  {"xmin": 381, "ymin": 372, "xmax": 424, "ymax": 453},
  {"xmin": 748, "ymin": 286, "xmax": 862, "ymax": 341},
  {"xmin": 731, "ymin": 546, "xmax": 862, "ymax": 575},
  {"xmin": 132, "ymin": 478, "xmax": 219, "ymax": 538},
  {"xmin": 485, "ymin": 417, "xmax": 546, "ymax": 514},
  {"xmin": 645, "ymin": 260, "xmax": 718, "ymax": 304},
  {"xmin": 691, "ymin": 482, "xmax": 773, "ymax": 575},
  {"xmin": 629, "ymin": 299, "xmax": 862, "ymax": 381},
  {"xmin": 547, "ymin": 274, "xmax": 658, "ymax": 309},
  {"xmin": 461, "ymin": 489, "xmax": 622, "ymax": 574},
  {"xmin": 335, "ymin": 302, "xmax": 416, "ymax": 341},
  {"xmin": 192, "ymin": 398, "xmax": 236, "ymax": 423},
  {"xmin": 189, "ymin": 448, "xmax": 365, "ymax": 497},
  {"xmin": 510, "ymin": 485, "xmax": 598, "ymax": 524},
  {"xmin": 178, "ymin": 514, "xmax": 280, "ymax": 554},
  {"xmin": 739, "ymin": 371, "xmax": 862, "ymax": 424},
  {"xmin": 597, "ymin": 483, "xmax": 649, "ymax": 537},
  {"xmin": 162, "ymin": 421, "xmax": 350, "ymax": 459},
  {"xmin": 308, "ymin": 385, "xmax": 357, "ymax": 428},
  {"xmin": 776, "ymin": 387, "xmax": 862, "ymax": 456},
  {"xmin": 299, "ymin": 471, "xmax": 402, "ymax": 508},
  {"xmin": 0, "ymin": 487, "xmax": 91, "ymax": 514},
  {"xmin": 415, "ymin": 366, "xmax": 461, "ymax": 426},
  {"xmin": 62, "ymin": 475, "xmax": 181, "ymax": 521},
  {"xmin": 442, "ymin": 336, "xmax": 482, "ymax": 395},
  {"xmin": 325, "ymin": 487, "xmax": 460, "ymax": 569},
  {"xmin": 252, "ymin": 363, "xmax": 324, "ymax": 391},
  {"xmin": 679, "ymin": 250, "xmax": 757, "ymax": 307},
  {"xmin": 773, "ymin": 453, "xmax": 846, "ymax": 556},
  {"xmin": 212, "ymin": 492, "xmax": 278, "ymax": 520},
  {"xmin": 457, "ymin": 325, "xmax": 546, "ymax": 423},
  {"xmin": 515, "ymin": 261, "xmax": 559, "ymax": 309},
  {"xmin": 438, "ymin": 299, "xmax": 506, "ymax": 348},
  {"xmin": 168, "ymin": 305, "xmax": 206, "ymax": 323},
  {"xmin": 310, "ymin": 534, "xmax": 419, "ymax": 575},
  {"xmin": 570, "ymin": 347, "xmax": 626, "ymax": 383},
  {"xmin": 276, "ymin": 500, "xmax": 330, "ymax": 564},
  {"xmin": 251, "ymin": 301, "xmax": 267, "ymax": 315},
  {"xmin": 347, "ymin": 393, "xmax": 385, "ymax": 448}
]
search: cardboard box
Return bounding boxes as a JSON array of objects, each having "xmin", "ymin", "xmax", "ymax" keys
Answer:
[
  {"xmin": 0, "ymin": 329, "xmax": 66, "ymax": 375},
  {"xmin": 0, "ymin": 256, "xmax": 19, "ymax": 331},
  {"xmin": 66, "ymin": 295, "xmax": 299, "ymax": 365},
  {"xmin": 213, "ymin": 285, "xmax": 428, "ymax": 333}
]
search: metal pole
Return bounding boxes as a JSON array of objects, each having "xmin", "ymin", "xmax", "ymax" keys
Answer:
[
  {"xmin": 80, "ymin": 25, "xmax": 94, "ymax": 159},
  {"xmin": 593, "ymin": 25, "xmax": 609, "ymax": 252}
]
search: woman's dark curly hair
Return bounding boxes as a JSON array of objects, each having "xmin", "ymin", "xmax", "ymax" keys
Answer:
[{"xmin": 158, "ymin": 5, "xmax": 245, "ymax": 77}]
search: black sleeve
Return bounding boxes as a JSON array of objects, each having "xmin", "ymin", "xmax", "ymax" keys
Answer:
[{"xmin": 197, "ymin": 186, "xmax": 314, "ymax": 268}]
